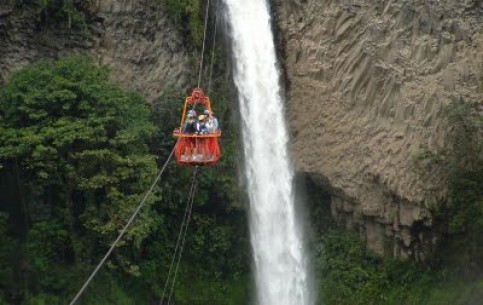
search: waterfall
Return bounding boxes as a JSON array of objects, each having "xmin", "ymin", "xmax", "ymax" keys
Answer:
[{"xmin": 223, "ymin": 1, "xmax": 312, "ymax": 304}]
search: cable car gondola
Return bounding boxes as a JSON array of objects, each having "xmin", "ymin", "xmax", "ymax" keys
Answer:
[{"xmin": 173, "ymin": 88, "xmax": 221, "ymax": 166}]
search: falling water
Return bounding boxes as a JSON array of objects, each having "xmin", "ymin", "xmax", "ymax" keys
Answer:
[{"xmin": 223, "ymin": 0, "xmax": 312, "ymax": 304}]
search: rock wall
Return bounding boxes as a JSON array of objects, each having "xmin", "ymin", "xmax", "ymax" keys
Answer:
[
  {"xmin": 2, "ymin": 0, "xmax": 482, "ymax": 261},
  {"xmin": 275, "ymin": 0, "xmax": 483, "ymax": 260},
  {"xmin": 0, "ymin": 0, "xmax": 190, "ymax": 101}
]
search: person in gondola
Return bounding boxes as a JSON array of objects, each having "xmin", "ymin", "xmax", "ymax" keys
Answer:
[
  {"xmin": 173, "ymin": 88, "xmax": 221, "ymax": 166},
  {"xmin": 196, "ymin": 115, "xmax": 209, "ymax": 134},
  {"xmin": 204, "ymin": 110, "xmax": 219, "ymax": 133},
  {"xmin": 183, "ymin": 112, "xmax": 197, "ymax": 133}
]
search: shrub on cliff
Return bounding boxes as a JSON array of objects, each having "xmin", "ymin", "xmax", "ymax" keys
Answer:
[
  {"xmin": 412, "ymin": 97, "xmax": 483, "ymax": 272},
  {"xmin": 316, "ymin": 230, "xmax": 483, "ymax": 305},
  {"xmin": 438, "ymin": 99, "xmax": 483, "ymax": 270},
  {"xmin": 10, "ymin": 0, "xmax": 90, "ymax": 29},
  {"xmin": 162, "ymin": 0, "xmax": 205, "ymax": 47}
]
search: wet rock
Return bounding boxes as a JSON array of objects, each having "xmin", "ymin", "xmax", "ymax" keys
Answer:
[
  {"xmin": 0, "ymin": 0, "xmax": 190, "ymax": 102},
  {"xmin": 275, "ymin": 0, "xmax": 482, "ymax": 259}
]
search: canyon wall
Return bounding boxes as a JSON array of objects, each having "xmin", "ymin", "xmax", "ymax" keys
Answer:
[
  {"xmin": 2, "ymin": 0, "xmax": 482, "ymax": 261},
  {"xmin": 0, "ymin": 0, "xmax": 190, "ymax": 101},
  {"xmin": 275, "ymin": 0, "xmax": 483, "ymax": 260}
]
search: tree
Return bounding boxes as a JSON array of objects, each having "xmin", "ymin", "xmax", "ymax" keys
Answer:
[
  {"xmin": 0, "ymin": 56, "xmax": 160, "ymax": 298},
  {"xmin": 0, "ymin": 50, "xmax": 251, "ymax": 305}
]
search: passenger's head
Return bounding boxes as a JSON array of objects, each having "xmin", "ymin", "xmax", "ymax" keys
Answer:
[{"xmin": 198, "ymin": 115, "xmax": 205, "ymax": 121}]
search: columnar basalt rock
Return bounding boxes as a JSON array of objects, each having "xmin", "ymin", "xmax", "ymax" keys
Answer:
[
  {"xmin": 274, "ymin": 0, "xmax": 483, "ymax": 259},
  {"xmin": 0, "ymin": 0, "xmax": 190, "ymax": 101}
]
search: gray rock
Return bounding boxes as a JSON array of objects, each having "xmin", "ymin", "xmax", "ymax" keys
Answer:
[
  {"xmin": 0, "ymin": 0, "xmax": 191, "ymax": 102},
  {"xmin": 275, "ymin": 0, "xmax": 482, "ymax": 260}
]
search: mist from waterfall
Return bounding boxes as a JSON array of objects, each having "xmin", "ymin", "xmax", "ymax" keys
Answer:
[{"xmin": 223, "ymin": 0, "xmax": 312, "ymax": 304}]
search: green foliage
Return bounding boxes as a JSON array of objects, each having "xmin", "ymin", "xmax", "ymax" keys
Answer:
[
  {"xmin": 146, "ymin": 32, "xmax": 248, "ymax": 301},
  {"xmin": 316, "ymin": 230, "xmax": 483, "ymax": 305},
  {"xmin": 0, "ymin": 56, "xmax": 163, "ymax": 304},
  {"xmin": 163, "ymin": 0, "xmax": 205, "ymax": 47},
  {"xmin": 27, "ymin": 221, "xmax": 69, "ymax": 273},
  {"xmin": 14, "ymin": 0, "xmax": 88, "ymax": 29},
  {"xmin": 0, "ymin": 57, "xmax": 159, "ymax": 249},
  {"xmin": 437, "ymin": 99, "xmax": 483, "ymax": 266},
  {"xmin": 149, "ymin": 76, "xmax": 249, "ymax": 304},
  {"xmin": 172, "ymin": 272, "xmax": 251, "ymax": 305},
  {"xmin": 443, "ymin": 99, "xmax": 482, "ymax": 169},
  {"xmin": 0, "ymin": 53, "xmax": 249, "ymax": 304},
  {"xmin": 445, "ymin": 173, "xmax": 483, "ymax": 234},
  {"xmin": 412, "ymin": 98, "xmax": 483, "ymax": 269},
  {"xmin": 411, "ymin": 146, "xmax": 445, "ymax": 177},
  {"xmin": 0, "ymin": 213, "xmax": 20, "ymax": 303}
]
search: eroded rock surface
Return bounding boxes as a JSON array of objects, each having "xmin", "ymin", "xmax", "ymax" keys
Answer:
[
  {"xmin": 0, "ymin": 0, "xmax": 190, "ymax": 100},
  {"xmin": 275, "ymin": 0, "xmax": 483, "ymax": 259}
]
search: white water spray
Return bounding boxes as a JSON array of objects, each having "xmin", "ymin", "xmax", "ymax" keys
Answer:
[{"xmin": 223, "ymin": 1, "xmax": 312, "ymax": 304}]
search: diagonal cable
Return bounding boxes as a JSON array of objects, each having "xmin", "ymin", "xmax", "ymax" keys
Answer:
[
  {"xmin": 207, "ymin": 0, "xmax": 219, "ymax": 95},
  {"xmin": 197, "ymin": 0, "xmax": 211, "ymax": 88},
  {"xmin": 160, "ymin": 166, "xmax": 199, "ymax": 305},
  {"xmin": 68, "ymin": 147, "xmax": 176, "ymax": 305}
]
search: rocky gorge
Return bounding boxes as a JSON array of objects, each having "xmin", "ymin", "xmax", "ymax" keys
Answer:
[
  {"xmin": 274, "ymin": 0, "xmax": 482, "ymax": 260},
  {"xmin": 0, "ymin": 0, "xmax": 191, "ymax": 101},
  {"xmin": 1, "ymin": 0, "xmax": 482, "ymax": 263}
]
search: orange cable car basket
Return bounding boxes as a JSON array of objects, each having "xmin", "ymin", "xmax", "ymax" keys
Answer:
[{"xmin": 173, "ymin": 88, "xmax": 221, "ymax": 166}]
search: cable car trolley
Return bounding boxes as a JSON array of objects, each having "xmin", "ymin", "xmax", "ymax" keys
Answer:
[{"xmin": 173, "ymin": 88, "xmax": 221, "ymax": 166}]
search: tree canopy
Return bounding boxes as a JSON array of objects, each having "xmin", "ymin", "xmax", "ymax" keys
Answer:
[
  {"xmin": 0, "ymin": 55, "xmax": 250, "ymax": 305},
  {"xmin": 0, "ymin": 56, "xmax": 161, "ymax": 302}
]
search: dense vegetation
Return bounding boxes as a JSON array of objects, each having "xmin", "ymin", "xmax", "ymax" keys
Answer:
[
  {"xmin": 0, "ymin": 57, "xmax": 250, "ymax": 305},
  {"xmin": 437, "ymin": 100, "xmax": 483, "ymax": 267},
  {"xmin": 5, "ymin": 0, "xmax": 88, "ymax": 29},
  {"xmin": 6, "ymin": 0, "xmax": 206, "ymax": 37},
  {"xmin": 315, "ymin": 230, "xmax": 483, "ymax": 305},
  {"xmin": 2, "ymin": 1, "xmax": 482, "ymax": 305},
  {"xmin": 412, "ymin": 99, "xmax": 483, "ymax": 269},
  {"xmin": 312, "ymin": 98, "xmax": 483, "ymax": 305},
  {"xmin": 162, "ymin": 0, "xmax": 206, "ymax": 47}
]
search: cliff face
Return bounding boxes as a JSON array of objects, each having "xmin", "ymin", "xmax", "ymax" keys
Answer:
[
  {"xmin": 2, "ymin": 0, "xmax": 482, "ymax": 261},
  {"xmin": 275, "ymin": 0, "xmax": 483, "ymax": 259},
  {"xmin": 0, "ymin": 0, "xmax": 190, "ymax": 101}
]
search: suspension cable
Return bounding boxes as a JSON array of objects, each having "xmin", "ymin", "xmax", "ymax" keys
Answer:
[
  {"xmin": 207, "ymin": 0, "xmax": 218, "ymax": 95},
  {"xmin": 159, "ymin": 1, "xmax": 215, "ymax": 301},
  {"xmin": 68, "ymin": 146, "xmax": 176, "ymax": 305},
  {"xmin": 69, "ymin": 0, "xmax": 215, "ymax": 303},
  {"xmin": 197, "ymin": 0, "xmax": 211, "ymax": 88},
  {"xmin": 159, "ymin": 166, "xmax": 199, "ymax": 305},
  {"xmin": 166, "ymin": 182, "xmax": 195, "ymax": 305}
]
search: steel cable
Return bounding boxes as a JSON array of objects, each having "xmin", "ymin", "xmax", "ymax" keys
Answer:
[
  {"xmin": 160, "ymin": 166, "xmax": 199, "ymax": 305},
  {"xmin": 207, "ymin": 0, "xmax": 218, "ymax": 95},
  {"xmin": 197, "ymin": 0, "xmax": 211, "ymax": 88},
  {"xmin": 70, "ymin": 0, "xmax": 215, "ymax": 302},
  {"xmin": 68, "ymin": 147, "xmax": 176, "ymax": 305}
]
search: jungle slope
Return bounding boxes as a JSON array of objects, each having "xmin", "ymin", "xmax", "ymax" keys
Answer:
[{"xmin": 0, "ymin": 1, "xmax": 249, "ymax": 305}]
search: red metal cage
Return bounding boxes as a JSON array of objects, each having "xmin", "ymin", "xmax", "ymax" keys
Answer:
[{"xmin": 173, "ymin": 88, "xmax": 221, "ymax": 166}]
